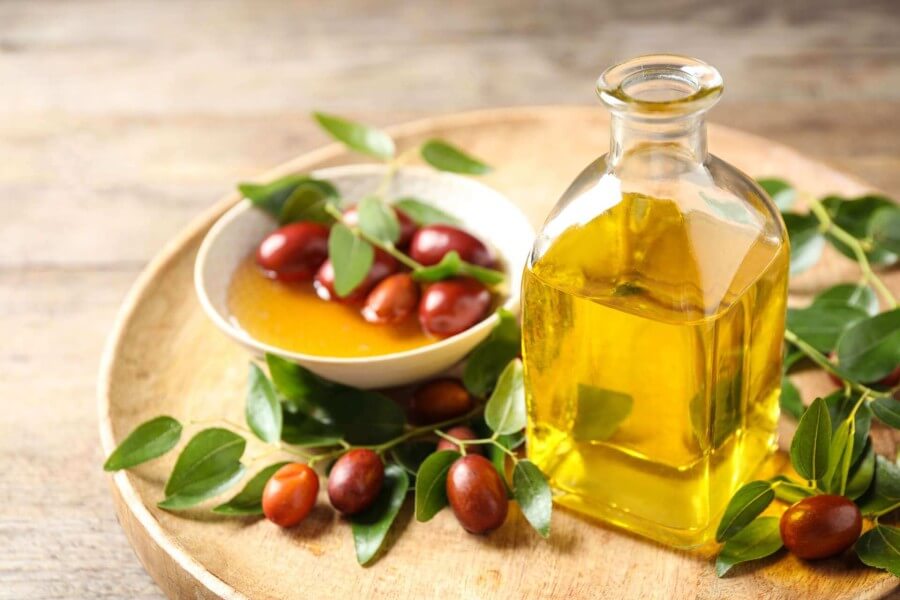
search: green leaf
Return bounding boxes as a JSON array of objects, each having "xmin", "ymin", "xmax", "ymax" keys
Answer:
[
  {"xmin": 790, "ymin": 397, "xmax": 831, "ymax": 480},
  {"xmin": 513, "ymin": 460, "xmax": 552, "ymax": 538},
  {"xmin": 245, "ymin": 363, "xmax": 282, "ymax": 444},
  {"xmin": 856, "ymin": 525, "xmax": 900, "ymax": 577},
  {"xmin": 715, "ymin": 517, "xmax": 783, "ymax": 577},
  {"xmin": 414, "ymin": 450, "xmax": 460, "ymax": 522},
  {"xmin": 484, "ymin": 359, "xmax": 526, "ymax": 435},
  {"xmin": 783, "ymin": 349, "xmax": 806, "ymax": 373},
  {"xmin": 279, "ymin": 182, "xmax": 338, "ymax": 225},
  {"xmin": 163, "ymin": 428, "xmax": 246, "ymax": 499},
  {"xmin": 420, "ymin": 139, "xmax": 490, "ymax": 175},
  {"xmin": 103, "ymin": 416, "xmax": 182, "ymax": 471},
  {"xmin": 328, "ymin": 223, "xmax": 375, "ymax": 297},
  {"xmin": 786, "ymin": 304, "xmax": 868, "ymax": 353},
  {"xmin": 836, "ymin": 309, "xmax": 900, "ymax": 383},
  {"xmin": 858, "ymin": 456, "xmax": 900, "ymax": 517},
  {"xmin": 393, "ymin": 197, "xmax": 461, "ymax": 226},
  {"xmin": 870, "ymin": 206, "xmax": 900, "ymax": 256},
  {"xmin": 821, "ymin": 418, "xmax": 852, "ymax": 493},
  {"xmin": 824, "ymin": 392, "xmax": 872, "ymax": 464},
  {"xmin": 769, "ymin": 475, "xmax": 814, "ymax": 504},
  {"xmin": 757, "ymin": 178, "xmax": 796, "ymax": 211},
  {"xmin": 782, "ymin": 212, "xmax": 825, "ymax": 275},
  {"xmin": 213, "ymin": 462, "xmax": 289, "ymax": 515},
  {"xmin": 871, "ymin": 398, "xmax": 900, "ymax": 429},
  {"xmin": 780, "ymin": 376, "xmax": 804, "ymax": 420},
  {"xmin": 715, "ymin": 481, "xmax": 775, "ymax": 542},
  {"xmin": 158, "ymin": 463, "xmax": 246, "ymax": 510},
  {"xmin": 318, "ymin": 388, "xmax": 405, "ymax": 445},
  {"xmin": 822, "ymin": 195, "xmax": 898, "ymax": 266},
  {"xmin": 390, "ymin": 441, "xmax": 436, "ymax": 477},
  {"xmin": 464, "ymin": 308, "xmax": 521, "ymax": 396},
  {"xmin": 265, "ymin": 353, "xmax": 332, "ymax": 416},
  {"xmin": 351, "ymin": 464, "xmax": 409, "ymax": 565},
  {"xmin": 572, "ymin": 385, "xmax": 633, "ymax": 442},
  {"xmin": 239, "ymin": 174, "xmax": 337, "ymax": 218},
  {"xmin": 281, "ymin": 411, "xmax": 343, "ymax": 446},
  {"xmin": 812, "ymin": 283, "xmax": 879, "ymax": 316},
  {"xmin": 313, "ymin": 112, "xmax": 395, "ymax": 160},
  {"xmin": 489, "ymin": 432, "xmax": 523, "ymax": 490},
  {"xmin": 845, "ymin": 441, "xmax": 876, "ymax": 500},
  {"xmin": 356, "ymin": 196, "xmax": 400, "ymax": 245},
  {"xmin": 412, "ymin": 250, "xmax": 505, "ymax": 286}
]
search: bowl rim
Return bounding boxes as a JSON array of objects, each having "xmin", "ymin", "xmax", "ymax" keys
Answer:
[{"xmin": 194, "ymin": 163, "xmax": 531, "ymax": 366}]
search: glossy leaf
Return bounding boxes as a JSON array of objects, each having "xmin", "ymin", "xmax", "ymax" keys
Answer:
[
  {"xmin": 769, "ymin": 475, "xmax": 814, "ymax": 504},
  {"xmin": 490, "ymin": 431, "xmax": 523, "ymax": 494},
  {"xmin": 158, "ymin": 463, "xmax": 246, "ymax": 510},
  {"xmin": 393, "ymin": 197, "xmax": 461, "ymax": 226},
  {"xmin": 390, "ymin": 441, "xmax": 436, "ymax": 477},
  {"xmin": 265, "ymin": 353, "xmax": 332, "ymax": 416},
  {"xmin": 213, "ymin": 462, "xmax": 289, "ymax": 515},
  {"xmin": 822, "ymin": 195, "xmax": 898, "ymax": 266},
  {"xmin": 351, "ymin": 465, "xmax": 409, "ymax": 565},
  {"xmin": 780, "ymin": 376, "xmax": 804, "ymax": 420},
  {"xmin": 245, "ymin": 363, "xmax": 282, "ymax": 443},
  {"xmin": 870, "ymin": 206, "xmax": 900, "ymax": 256},
  {"xmin": 103, "ymin": 416, "xmax": 182, "ymax": 471},
  {"xmin": 757, "ymin": 178, "xmax": 796, "ymax": 211},
  {"xmin": 782, "ymin": 212, "xmax": 825, "ymax": 275},
  {"xmin": 420, "ymin": 139, "xmax": 490, "ymax": 174},
  {"xmin": 318, "ymin": 388, "xmax": 405, "ymax": 445},
  {"xmin": 871, "ymin": 398, "xmax": 900, "ymax": 429},
  {"xmin": 412, "ymin": 250, "xmax": 505, "ymax": 286},
  {"xmin": 715, "ymin": 517, "xmax": 783, "ymax": 577},
  {"xmin": 357, "ymin": 196, "xmax": 400, "ymax": 245},
  {"xmin": 845, "ymin": 441, "xmax": 876, "ymax": 500},
  {"xmin": 279, "ymin": 182, "xmax": 337, "ymax": 225},
  {"xmin": 313, "ymin": 112, "xmax": 395, "ymax": 160},
  {"xmin": 484, "ymin": 359, "xmax": 526, "ymax": 435},
  {"xmin": 790, "ymin": 397, "xmax": 831, "ymax": 480},
  {"xmin": 821, "ymin": 418, "xmax": 852, "ymax": 493},
  {"xmin": 281, "ymin": 411, "xmax": 343, "ymax": 447},
  {"xmin": 858, "ymin": 456, "xmax": 900, "ymax": 517},
  {"xmin": 328, "ymin": 223, "xmax": 375, "ymax": 297},
  {"xmin": 414, "ymin": 450, "xmax": 460, "ymax": 522},
  {"xmin": 856, "ymin": 525, "xmax": 900, "ymax": 577},
  {"xmin": 163, "ymin": 428, "xmax": 246, "ymax": 502},
  {"xmin": 716, "ymin": 480, "xmax": 775, "ymax": 542},
  {"xmin": 811, "ymin": 283, "xmax": 879, "ymax": 316},
  {"xmin": 513, "ymin": 460, "xmax": 552, "ymax": 538},
  {"xmin": 239, "ymin": 174, "xmax": 337, "ymax": 218},
  {"xmin": 824, "ymin": 392, "xmax": 872, "ymax": 464},
  {"xmin": 464, "ymin": 308, "xmax": 522, "ymax": 396},
  {"xmin": 572, "ymin": 385, "xmax": 633, "ymax": 442},
  {"xmin": 835, "ymin": 309, "xmax": 900, "ymax": 383},
  {"xmin": 786, "ymin": 304, "xmax": 868, "ymax": 353}
]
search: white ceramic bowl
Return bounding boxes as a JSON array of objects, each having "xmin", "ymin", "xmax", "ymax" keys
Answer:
[{"xmin": 195, "ymin": 164, "xmax": 534, "ymax": 388}]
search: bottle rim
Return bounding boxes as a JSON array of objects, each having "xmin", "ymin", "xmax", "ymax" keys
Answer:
[{"xmin": 597, "ymin": 54, "xmax": 723, "ymax": 116}]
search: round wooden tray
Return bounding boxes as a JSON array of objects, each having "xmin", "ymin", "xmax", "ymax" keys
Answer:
[{"xmin": 98, "ymin": 106, "xmax": 898, "ymax": 599}]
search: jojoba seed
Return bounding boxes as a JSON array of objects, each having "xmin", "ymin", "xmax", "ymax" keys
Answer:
[
  {"xmin": 327, "ymin": 449, "xmax": 385, "ymax": 515},
  {"xmin": 780, "ymin": 495, "xmax": 862, "ymax": 560},
  {"xmin": 409, "ymin": 378, "xmax": 474, "ymax": 425},
  {"xmin": 419, "ymin": 277, "xmax": 491, "ymax": 337},
  {"xmin": 262, "ymin": 463, "xmax": 319, "ymax": 527},
  {"xmin": 362, "ymin": 273, "xmax": 419, "ymax": 324},
  {"xmin": 344, "ymin": 206, "xmax": 418, "ymax": 247},
  {"xmin": 256, "ymin": 222, "xmax": 330, "ymax": 282},
  {"xmin": 446, "ymin": 454, "xmax": 508, "ymax": 534},
  {"xmin": 437, "ymin": 426, "xmax": 482, "ymax": 455},
  {"xmin": 314, "ymin": 249, "xmax": 398, "ymax": 303},
  {"xmin": 409, "ymin": 224, "xmax": 493, "ymax": 268}
]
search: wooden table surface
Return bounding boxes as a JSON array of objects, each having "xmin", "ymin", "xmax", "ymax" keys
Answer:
[{"xmin": 1, "ymin": 1, "xmax": 898, "ymax": 598}]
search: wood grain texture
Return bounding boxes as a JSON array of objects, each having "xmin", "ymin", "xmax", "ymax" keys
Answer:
[
  {"xmin": 99, "ymin": 107, "xmax": 898, "ymax": 600},
  {"xmin": 2, "ymin": 0, "xmax": 899, "ymax": 597}
]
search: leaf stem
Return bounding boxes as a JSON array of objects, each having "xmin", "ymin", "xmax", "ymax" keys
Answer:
[
  {"xmin": 324, "ymin": 203, "xmax": 422, "ymax": 270},
  {"xmin": 783, "ymin": 329, "xmax": 890, "ymax": 398},
  {"xmin": 434, "ymin": 431, "xmax": 520, "ymax": 463},
  {"xmin": 872, "ymin": 502, "xmax": 900, "ymax": 520}
]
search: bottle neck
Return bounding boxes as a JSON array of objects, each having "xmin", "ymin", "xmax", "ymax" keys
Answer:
[{"xmin": 608, "ymin": 112, "xmax": 708, "ymax": 170}]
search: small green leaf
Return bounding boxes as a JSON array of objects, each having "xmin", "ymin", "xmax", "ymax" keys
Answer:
[
  {"xmin": 845, "ymin": 441, "xmax": 876, "ymax": 500},
  {"xmin": 279, "ymin": 182, "xmax": 338, "ymax": 225},
  {"xmin": 356, "ymin": 196, "xmax": 400, "ymax": 245},
  {"xmin": 464, "ymin": 308, "xmax": 522, "ymax": 396},
  {"xmin": 870, "ymin": 207, "xmax": 900, "ymax": 256},
  {"xmin": 484, "ymin": 359, "xmax": 526, "ymax": 435},
  {"xmin": 715, "ymin": 481, "xmax": 775, "ymax": 542},
  {"xmin": 239, "ymin": 175, "xmax": 337, "ymax": 218},
  {"xmin": 245, "ymin": 363, "xmax": 282, "ymax": 444},
  {"xmin": 513, "ymin": 460, "xmax": 552, "ymax": 538},
  {"xmin": 328, "ymin": 223, "xmax": 375, "ymax": 298},
  {"xmin": 836, "ymin": 309, "xmax": 900, "ymax": 383},
  {"xmin": 824, "ymin": 392, "xmax": 872, "ymax": 464},
  {"xmin": 213, "ymin": 462, "xmax": 289, "ymax": 515},
  {"xmin": 822, "ymin": 195, "xmax": 898, "ymax": 266},
  {"xmin": 715, "ymin": 517, "xmax": 783, "ymax": 577},
  {"xmin": 420, "ymin": 140, "xmax": 490, "ymax": 175},
  {"xmin": 780, "ymin": 376, "xmax": 804, "ymax": 420},
  {"xmin": 265, "ymin": 353, "xmax": 332, "ymax": 416},
  {"xmin": 412, "ymin": 250, "xmax": 505, "ymax": 286},
  {"xmin": 572, "ymin": 385, "xmax": 633, "ymax": 442},
  {"xmin": 856, "ymin": 525, "xmax": 900, "ymax": 577},
  {"xmin": 769, "ymin": 475, "xmax": 814, "ymax": 504},
  {"xmin": 313, "ymin": 112, "xmax": 395, "ymax": 160},
  {"xmin": 757, "ymin": 178, "xmax": 796, "ymax": 211},
  {"xmin": 103, "ymin": 416, "xmax": 182, "ymax": 471},
  {"xmin": 158, "ymin": 463, "xmax": 246, "ymax": 510},
  {"xmin": 318, "ymin": 388, "xmax": 405, "ymax": 445},
  {"xmin": 786, "ymin": 304, "xmax": 868, "ymax": 353},
  {"xmin": 871, "ymin": 398, "xmax": 900, "ymax": 429},
  {"xmin": 163, "ymin": 428, "xmax": 246, "ymax": 499},
  {"xmin": 489, "ymin": 432, "xmax": 524, "ymax": 489},
  {"xmin": 858, "ymin": 456, "xmax": 900, "ymax": 517},
  {"xmin": 821, "ymin": 418, "xmax": 852, "ymax": 493},
  {"xmin": 811, "ymin": 283, "xmax": 879, "ymax": 316},
  {"xmin": 393, "ymin": 197, "xmax": 461, "ymax": 226},
  {"xmin": 351, "ymin": 465, "xmax": 409, "ymax": 565},
  {"xmin": 790, "ymin": 397, "xmax": 831, "ymax": 480},
  {"xmin": 414, "ymin": 450, "xmax": 460, "ymax": 522},
  {"xmin": 281, "ymin": 411, "xmax": 343, "ymax": 446},
  {"xmin": 782, "ymin": 212, "xmax": 825, "ymax": 275}
]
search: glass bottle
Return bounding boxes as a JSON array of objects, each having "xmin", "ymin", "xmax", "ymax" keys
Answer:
[{"xmin": 521, "ymin": 55, "xmax": 789, "ymax": 548}]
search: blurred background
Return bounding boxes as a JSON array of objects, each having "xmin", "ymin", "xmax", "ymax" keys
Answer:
[{"xmin": 1, "ymin": 1, "xmax": 898, "ymax": 597}]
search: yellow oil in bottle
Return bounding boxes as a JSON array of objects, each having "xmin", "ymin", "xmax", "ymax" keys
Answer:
[{"xmin": 522, "ymin": 192, "xmax": 789, "ymax": 547}]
